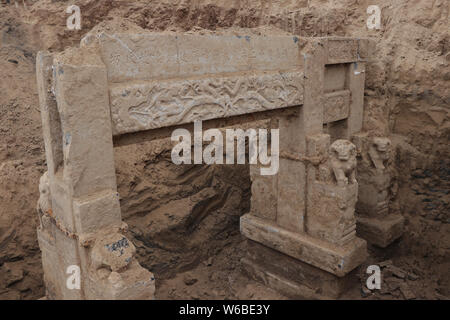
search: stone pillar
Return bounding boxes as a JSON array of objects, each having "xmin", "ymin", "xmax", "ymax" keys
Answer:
[
  {"xmin": 276, "ymin": 38, "xmax": 326, "ymax": 233},
  {"xmin": 353, "ymin": 133, "xmax": 404, "ymax": 247},
  {"xmin": 36, "ymin": 48, "xmax": 155, "ymax": 299},
  {"xmin": 241, "ymin": 38, "xmax": 367, "ymax": 299}
]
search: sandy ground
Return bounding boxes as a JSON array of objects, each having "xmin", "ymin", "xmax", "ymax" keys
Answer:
[{"xmin": 0, "ymin": 0, "xmax": 449, "ymax": 300}]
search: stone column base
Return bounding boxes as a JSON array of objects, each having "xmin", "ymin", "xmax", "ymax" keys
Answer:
[
  {"xmin": 356, "ymin": 214, "xmax": 404, "ymax": 248},
  {"xmin": 242, "ymin": 240, "xmax": 358, "ymax": 299},
  {"xmin": 240, "ymin": 214, "xmax": 366, "ymax": 277},
  {"xmin": 84, "ymin": 261, "xmax": 155, "ymax": 300}
]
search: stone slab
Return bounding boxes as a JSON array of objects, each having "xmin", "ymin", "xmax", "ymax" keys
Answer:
[
  {"xmin": 324, "ymin": 64, "xmax": 346, "ymax": 92},
  {"xmin": 346, "ymin": 62, "xmax": 366, "ymax": 137},
  {"xmin": 356, "ymin": 214, "xmax": 404, "ymax": 248},
  {"xmin": 73, "ymin": 190, "xmax": 122, "ymax": 234},
  {"xmin": 323, "ymin": 90, "xmax": 350, "ymax": 123},
  {"xmin": 36, "ymin": 52, "xmax": 63, "ymax": 179},
  {"xmin": 84, "ymin": 261, "xmax": 155, "ymax": 300},
  {"xmin": 49, "ymin": 176, "xmax": 75, "ymax": 232},
  {"xmin": 53, "ymin": 47, "xmax": 118, "ymax": 198},
  {"xmin": 249, "ymin": 165, "xmax": 277, "ymax": 221},
  {"xmin": 276, "ymin": 158, "xmax": 305, "ymax": 233},
  {"xmin": 240, "ymin": 214, "xmax": 367, "ymax": 277},
  {"xmin": 110, "ymin": 70, "xmax": 304, "ymax": 135},
  {"xmin": 306, "ymin": 182, "xmax": 358, "ymax": 246},
  {"xmin": 324, "ymin": 38, "xmax": 359, "ymax": 65},
  {"xmin": 85, "ymin": 33, "xmax": 304, "ymax": 82},
  {"xmin": 37, "ymin": 227, "xmax": 61, "ymax": 299},
  {"xmin": 242, "ymin": 240, "xmax": 357, "ymax": 299}
]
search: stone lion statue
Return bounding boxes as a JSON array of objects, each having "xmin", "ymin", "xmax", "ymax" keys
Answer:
[
  {"xmin": 368, "ymin": 137, "xmax": 391, "ymax": 170},
  {"xmin": 329, "ymin": 139, "xmax": 357, "ymax": 186}
]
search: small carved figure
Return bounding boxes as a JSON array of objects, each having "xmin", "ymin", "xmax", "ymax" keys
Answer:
[
  {"xmin": 37, "ymin": 172, "xmax": 53, "ymax": 230},
  {"xmin": 368, "ymin": 137, "xmax": 391, "ymax": 170},
  {"xmin": 330, "ymin": 139, "xmax": 357, "ymax": 186},
  {"xmin": 37, "ymin": 172, "xmax": 51, "ymax": 214}
]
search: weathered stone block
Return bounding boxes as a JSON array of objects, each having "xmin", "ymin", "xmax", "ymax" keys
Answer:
[
  {"xmin": 83, "ymin": 33, "xmax": 304, "ymax": 82},
  {"xmin": 307, "ymin": 182, "xmax": 358, "ymax": 246},
  {"xmin": 357, "ymin": 171, "xmax": 390, "ymax": 217},
  {"xmin": 324, "ymin": 64, "xmax": 346, "ymax": 92},
  {"xmin": 73, "ymin": 190, "xmax": 122, "ymax": 234},
  {"xmin": 240, "ymin": 214, "xmax": 367, "ymax": 277},
  {"xmin": 85, "ymin": 261, "xmax": 155, "ymax": 300},
  {"xmin": 36, "ymin": 52, "xmax": 63, "ymax": 179},
  {"xmin": 276, "ymin": 158, "xmax": 305, "ymax": 233},
  {"xmin": 49, "ymin": 176, "xmax": 74, "ymax": 232},
  {"xmin": 306, "ymin": 134, "xmax": 330, "ymax": 159},
  {"xmin": 303, "ymin": 38, "xmax": 326, "ymax": 135},
  {"xmin": 323, "ymin": 90, "xmax": 350, "ymax": 123},
  {"xmin": 242, "ymin": 240, "xmax": 357, "ymax": 299},
  {"xmin": 53, "ymin": 47, "xmax": 117, "ymax": 198},
  {"xmin": 250, "ymin": 165, "xmax": 277, "ymax": 221},
  {"xmin": 325, "ymin": 38, "xmax": 359, "ymax": 65},
  {"xmin": 37, "ymin": 226, "xmax": 61, "ymax": 299},
  {"xmin": 356, "ymin": 214, "xmax": 404, "ymax": 248},
  {"xmin": 346, "ymin": 62, "xmax": 366, "ymax": 137},
  {"xmin": 80, "ymin": 231, "xmax": 156, "ymax": 300},
  {"xmin": 53, "ymin": 227, "xmax": 83, "ymax": 299}
]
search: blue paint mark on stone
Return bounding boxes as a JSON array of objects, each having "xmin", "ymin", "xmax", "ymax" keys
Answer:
[
  {"xmin": 105, "ymin": 237, "xmax": 130, "ymax": 257},
  {"xmin": 105, "ymin": 237, "xmax": 129, "ymax": 252},
  {"xmin": 293, "ymin": 36, "xmax": 299, "ymax": 43},
  {"xmin": 236, "ymin": 35, "xmax": 242, "ymax": 39},
  {"xmin": 245, "ymin": 35, "xmax": 251, "ymax": 42},
  {"xmin": 58, "ymin": 67, "xmax": 64, "ymax": 75},
  {"xmin": 64, "ymin": 133, "xmax": 71, "ymax": 146}
]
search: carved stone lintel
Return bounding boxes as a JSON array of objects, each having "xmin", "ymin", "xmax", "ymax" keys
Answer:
[{"xmin": 110, "ymin": 70, "xmax": 304, "ymax": 135}]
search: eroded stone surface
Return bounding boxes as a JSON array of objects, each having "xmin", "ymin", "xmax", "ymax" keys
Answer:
[
  {"xmin": 110, "ymin": 70, "xmax": 304, "ymax": 135},
  {"xmin": 83, "ymin": 33, "xmax": 304, "ymax": 82},
  {"xmin": 240, "ymin": 214, "xmax": 367, "ymax": 277},
  {"xmin": 324, "ymin": 90, "xmax": 350, "ymax": 123}
]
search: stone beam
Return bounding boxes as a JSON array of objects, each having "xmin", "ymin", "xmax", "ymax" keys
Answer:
[
  {"xmin": 110, "ymin": 70, "xmax": 304, "ymax": 135},
  {"xmin": 81, "ymin": 33, "xmax": 304, "ymax": 82}
]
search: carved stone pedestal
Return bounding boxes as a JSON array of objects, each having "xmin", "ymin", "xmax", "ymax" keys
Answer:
[
  {"xmin": 242, "ymin": 240, "xmax": 359, "ymax": 299},
  {"xmin": 307, "ymin": 182, "xmax": 358, "ymax": 246},
  {"xmin": 353, "ymin": 134, "xmax": 404, "ymax": 248},
  {"xmin": 240, "ymin": 214, "xmax": 366, "ymax": 299}
]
